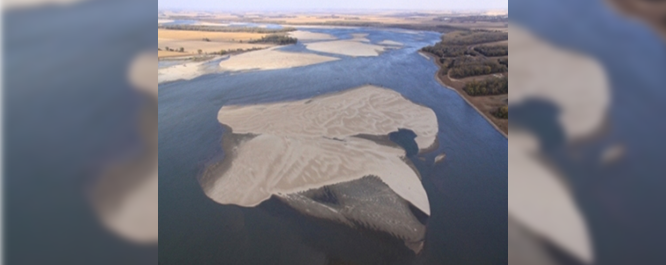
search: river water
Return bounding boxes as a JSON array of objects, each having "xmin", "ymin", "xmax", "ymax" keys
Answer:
[
  {"xmin": 510, "ymin": 0, "xmax": 666, "ymax": 263},
  {"xmin": 158, "ymin": 27, "xmax": 507, "ymax": 264}
]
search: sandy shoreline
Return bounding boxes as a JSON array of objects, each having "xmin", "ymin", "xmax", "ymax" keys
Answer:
[
  {"xmin": 158, "ymin": 57, "xmax": 222, "ymax": 83},
  {"xmin": 202, "ymin": 86, "xmax": 439, "ymax": 216},
  {"xmin": 159, "ymin": 45, "xmax": 339, "ymax": 83}
]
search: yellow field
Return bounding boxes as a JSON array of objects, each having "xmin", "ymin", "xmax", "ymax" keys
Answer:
[
  {"xmin": 158, "ymin": 29, "xmax": 274, "ymax": 58},
  {"xmin": 158, "ymin": 50, "xmax": 187, "ymax": 58},
  {"xmin": 158, "ymin": 29, "xmax": 268, "ymax": 42}
]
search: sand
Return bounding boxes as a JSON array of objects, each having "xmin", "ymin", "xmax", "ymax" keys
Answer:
[
  {"xmin": 158, "ymin": 29, "xmax": 267, "ymax": 42},
  {"xmin": 205, "ymin": 86, "xmax": 439, "ymax": 216},
  {"xmin": 93, "ymin": 85, "xmax": 158, "ymax": 244},
  {"xmin": 509, "ymin": 24, "xmax": 604, "ymax": 263},
  {"xmin": 158, "ymin": 39, "xmax": 271, "ymax": 55},
  {"xmin": 305, "ymin": 39, "xmax": 385, "ymax": 57},
  {"xmin": 509, "ymin": 24, "xmax": 609, "ymax": 141},
  {"xmin": 509, "ymin": 129, "xmax": 593, "ymax": 264},
  {"xmin": 159, "ymin": 47, "xmax": 338, "ymax": 83},
  {"xmin": 218, "ymin": 47, "xmax": 339, "ymax": 72},
  {"xmin": 288, "ymin": 30, "xmax": 337, "ymax": 41},
  {"xmin": 206, "ymin": 134, "xmax": 430, "ymax": 214},
  {"xmin": 217, "ymin": 86, "xmax": 438, "ymax": 149},
  {"xmin": 434, "ymin": 153, "xmax": 446, "ymax": 164},
  {"xmin": 196, "ymin": 22, "xmax": 231, "ymax": 26},
  {"xmin": 378, "ymin": 40, "xmax": 404, "ymax": 46},
  {"xmin": 95, "ymin": 162, "xmax": 158, "ymax": 244},
  {"xmin": 158, "ymin": 59, "xmax": 214, "ymax": 83},
  {"xmin": 128, "ymin": 51, "xmax": 157, "ymax": 97},
  {"xmin": 301, "ymin": 32, "xmax": 384, "ymax": 57},
  {"xmin": 158, "ymin": 29, "xmax": 274, "ymax": 57}
]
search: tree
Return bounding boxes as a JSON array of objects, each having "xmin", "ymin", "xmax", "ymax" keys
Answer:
[
  {"xmin": 248, "ymin": 34, "xmax": 298, "ymax": 45},
  {"xmin": 198, "ymin": 49, "xmax": 202, "ymax": 55},
  {"xmin": 494, "ymin": 105, "xmax": 508, "ymax": 119},
  {"xmin": 462, "ymin": 76, "xmax": 508, "ymax": 96},
  {"xmin": 179, "ymin": 47, "xmax": 184, "ymax": 52}
]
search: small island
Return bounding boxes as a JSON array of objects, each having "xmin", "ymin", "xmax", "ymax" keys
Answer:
[{"xmin": 200, "ymin": 86, "xmax": 441, "ymax": 253}]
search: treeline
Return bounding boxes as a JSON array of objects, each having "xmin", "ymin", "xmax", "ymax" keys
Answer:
[
  {"xmin": 498, "ymin": 58, "xmax": 508, "ymax": 67},
  {"xmin": 210, "ymin": 47, "xmax": 263, "ymax": 55},
  {"xmin": 462, "ymin": 76, "xmax": 508, "ymax": 96},
  {"xmin": 421, "ymin": 44, "xmax": 474, "ymax": 58},
  {"xmin": 494, "ymin": 105, "xmax": 508, "ymax": 119},
  {"xmin": 434, "ymin": 15, "xmax": 508, "ymax": 24},
  {"xmin": 158, "ymin": 25, "xmax": 297, "ymax": 34},
  {"xmin": 248, "ymin": 34, "xmax": 297, "ymax": 45},
  {"xmin": 473, "ymin": 45, "xmax": 508, "ymax": 56},
  {"xmin": 162, "ymin": 46, "xmax": 185, "ymax": 52},
  {"xmin": 449, "ymin": 57, "xmax": 507, "ymax": 78},
  {"xmin": 254, "ymin": 20, "xmax": 466, "ymax": 33},
  {"xmin": 420, "ymin": 31, "xmax": 508, "ymax": 58},
  {"xmin": 439, "ymin": 30, "xmax": 508, "ymax": 46}
]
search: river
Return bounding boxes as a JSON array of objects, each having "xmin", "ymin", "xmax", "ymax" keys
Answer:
[{"xmin": 158, "ymin": 26, "xmax": 507, "ymax": 264}]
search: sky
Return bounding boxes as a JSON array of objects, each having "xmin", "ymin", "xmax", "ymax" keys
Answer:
[{"xmin": 157, "ymin": 0, "xmax": 508, "ymax": 11}]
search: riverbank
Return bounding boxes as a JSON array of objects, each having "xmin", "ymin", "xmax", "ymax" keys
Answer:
[{"xmin": 421, "ymin": 51, "xmax": 508, "ymax": 138}]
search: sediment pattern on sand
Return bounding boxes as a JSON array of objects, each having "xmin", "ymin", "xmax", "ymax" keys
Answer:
[{"xmin": 201, "ymin": 85, "xmax": 439, "ymax": 252}]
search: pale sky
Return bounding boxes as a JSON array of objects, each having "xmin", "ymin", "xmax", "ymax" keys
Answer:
[{"xmin": 158, "ymin": 0, "xmax": 508, "ymax": 11}]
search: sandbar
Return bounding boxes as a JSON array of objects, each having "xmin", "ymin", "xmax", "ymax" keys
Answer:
[
  {"xmin": 218, "ymin": 47, "xmax": 339, "ymax": 72},
  {"xmin": 305, "ymin": 39, "xmax": 385, "ymax": 57},
  {"xmin": 217, "ymin": 85, "xmax": 438, "ymax": 149},
  {"xmin": 158, "ymin": 59, "xmax": 214, "ymax": 83},
  {"xmin": 379, "ymin": 40, "xmax": 403, "ymax": 46},
  {"xmin": 509, "ymin": 24, "xmax": 607, "ymax": 263},
  {"xmin": 204, "ymin": 86, "xmax": 439, "ymax": 216},
  {"xmin": 288, "ymin": 30, "xmax": 337, "ymax": 41},
  {"xmin": 510, "ymin": 24, "xmax": 609, "ymax": 141}
]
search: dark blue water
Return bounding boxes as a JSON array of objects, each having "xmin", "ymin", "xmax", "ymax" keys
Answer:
[
  {"xmin": 5, "ymin": 0, "xmax": 156, "ymax": 264},
  {"xmin": 511, "ymin": 0, "xmax": 666, "ymax": 263},
  {"xmin": 159, "ymin": 27, "xmax": 507, "ymax": 264}
]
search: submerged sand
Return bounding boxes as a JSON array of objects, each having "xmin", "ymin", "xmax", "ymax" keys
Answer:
[
  {"xmin": 218, "ymin": 47, "xmax": 339, "ymax": 72},
  {"xmin": 204, "ymin": 86, "xmax": 438, "ymax": 216}
]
